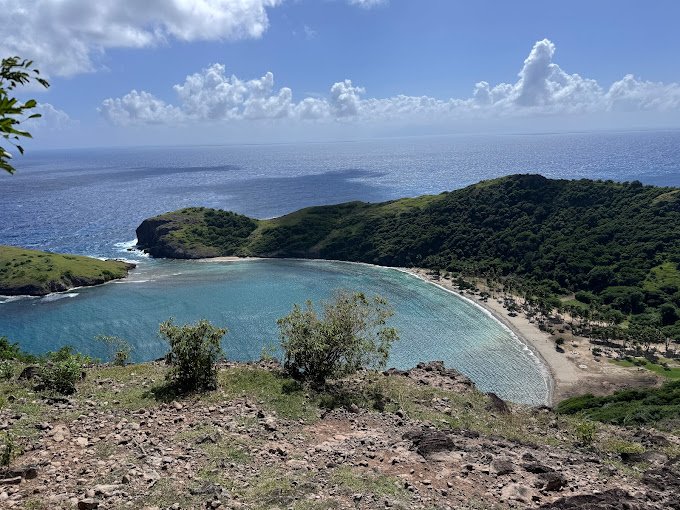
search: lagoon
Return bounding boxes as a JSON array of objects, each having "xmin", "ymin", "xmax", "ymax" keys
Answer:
[{"xmin": 0, "ymin": 258, "xmax": 550, "ymax": 405}]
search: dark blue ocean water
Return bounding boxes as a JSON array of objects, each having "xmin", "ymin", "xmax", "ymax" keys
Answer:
[{"xmin": 2, "ymin": 131, "xmax": 680, "ymax": 404}]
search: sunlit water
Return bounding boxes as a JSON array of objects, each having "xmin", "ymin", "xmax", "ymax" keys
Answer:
[
  {"xmin": 3, "ymin": 131, "xmax": 680, "ymax": 405},
  {"xmin": 0, "ymin": 258, "xmax": 550, "ymax": 405}
]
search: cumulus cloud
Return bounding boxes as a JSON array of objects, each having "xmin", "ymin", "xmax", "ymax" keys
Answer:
[
  {"xmin": 26, "ymin": 103, "xmax": 75, "ymax": 130},
  {"xmin": 99, "ymin": 39, "xmax": 680, "ymax": 127},
  {"xmin": 0, "ymin": 0, "xmax": 282, "ymax": 76}
]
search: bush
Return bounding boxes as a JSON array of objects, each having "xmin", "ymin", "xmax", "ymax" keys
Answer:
[
  {"xmin": 0, "ymin": 431, "xmax": 18, "ymax": 468},
  {"xmin": 160, "ymin": 318, "xmax": 226, "ymax": 392},
  {"xmin": 277, "ymin": 290, "xmax": 399, "ymax": 386},
  {"xmin": 95, "ymin": 335, "xmax": 132, "ymax": 366},
  {"xmin": 573, "ymin": 420, "xmax": 598, "ymax": 446},
  {"xmin": 0, "ymin": 360, "xmax": 14, "ymax": 381},
  {"xmin": 38, "ymin": 358, "xmax": 82, "ymax": 395}
]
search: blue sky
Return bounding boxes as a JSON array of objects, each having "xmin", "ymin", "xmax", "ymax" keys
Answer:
[{"xmin": 4, "ymin": 0, "xmax": 680, "ymax": 148}]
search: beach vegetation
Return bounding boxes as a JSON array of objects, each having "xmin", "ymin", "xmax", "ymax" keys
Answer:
[
  {"xmin": 277, "ymin": 290, "xmax": 398, "ymax": 386},
  {"xmin": 160, "ymin": 318, "xmax": 226, "ymax": 392}
]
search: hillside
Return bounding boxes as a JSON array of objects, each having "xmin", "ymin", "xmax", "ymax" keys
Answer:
[
  {"xmin": 1, "ymin": 359, "xmax": 678, "ymax": 509},
  {"xmin": 136, "ymin": 175, "xmax": 680, "ymax": 324},
  {"xmin": 0, "ymin": 246, "xmax": 135, "ymax": 296}
]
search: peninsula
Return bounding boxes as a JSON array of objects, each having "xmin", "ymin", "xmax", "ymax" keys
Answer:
[{"xmin": 0, "ymin": 245, "xmax": 135, "ymax": 296}]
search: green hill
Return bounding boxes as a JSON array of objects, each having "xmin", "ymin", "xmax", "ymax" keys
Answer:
[
  {"xmin": 0, "ymin": 245, "xmax": 135, "ymax": 296},
  {"xmin": 136, "ymin": 174, "xmax": 680, "ymax": 322}
]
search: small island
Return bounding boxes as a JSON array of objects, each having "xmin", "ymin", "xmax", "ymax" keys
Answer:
[{"xmin": 0, "ymin": 245, "xmax": 135, "ymax": 296}]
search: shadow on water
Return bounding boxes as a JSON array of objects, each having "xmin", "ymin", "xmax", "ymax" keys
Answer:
[{"xmin": 161, "ymin": 168, "xmax": 398, "ymax": 218}]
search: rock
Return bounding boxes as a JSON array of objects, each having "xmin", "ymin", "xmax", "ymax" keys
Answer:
[
  {"xmin": 491, "ymin": 459, "xmax": 515, "ymax": 476},
  {"xmin": 78, "ymin": 498, "xmax": 100, "ymax": 510},
  {"xmin": 0, "ymin": 477, "xmax": 22, "ymax": 485},
  {"xmin": 538, "ymin": 472, "xmax": 567, "ymax": 491},
  {"xmin": 539, "ymin": 488, "xmax": 646, "ymax": 509},
  {"xmin": 485, "ymin": 392, "xmax": 511, "ymax": 414},
  {"xmin": 403, "ymin": 428, "xmax": 456, "ymax": 457},
  {"xmin": 523, "ymin": 463, "xmax": 554, "ymax": 474},
  {"xmin": 74, "ymin": 437, "xmax": 89, "ymax": 447},
  {"xmin": 18, "ymin": 366, "xmax": 41, "ymax": 380},
  {"xmin": 51, "ymin": 424, "xmax": 71, "ymax": 442},
  {"xmin": 501, "ymin": 483, "xmax": 536, "ymax": 503},
  {"xmin": 7, "ymin": 466, "xmax": 38, "ymax": 480}
]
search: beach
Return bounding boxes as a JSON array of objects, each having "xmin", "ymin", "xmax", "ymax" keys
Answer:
[{"xmin": 403, "ymin": 268, "xmax": 660, "ymax": 404}]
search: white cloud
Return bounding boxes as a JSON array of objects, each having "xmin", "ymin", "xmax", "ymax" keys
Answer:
[
  {"xmin": 28, "ymin": 103, "xmax": 75, "ymax": 130},
  {"xmin": 0, "ymin": 0, "xmax": 282, "ymax": 76},
  {"xmin": 99, "ymin": 39, "xmax": 680, "ymax": 127},
  {"xmin": 348, "ymin": 0, "xmax": 388, "ymax": 8},
  {"xmin": 98, "ymin": 90, "xmax": 183, "ymax": 126}
]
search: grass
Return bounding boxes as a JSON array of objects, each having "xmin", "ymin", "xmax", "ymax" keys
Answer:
[
  {"xmin": 611, "ymin": 357, "xmax": 680, "ymax": 379},
  {"xmin": 643, "ymin": 261, "xmax": 680, "ymax": 293},
  {"xmin": 0, "ymin": 245, "xmax": 130, "ymax": 295},
  {"xmin": 330, "ymin": 465, "xmax": 409, "ymax": 500}
]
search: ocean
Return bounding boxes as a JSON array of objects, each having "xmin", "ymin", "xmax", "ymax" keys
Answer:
[{"xmin": 2, "ymin": 130, "xmax": 680, "ymax": 404}]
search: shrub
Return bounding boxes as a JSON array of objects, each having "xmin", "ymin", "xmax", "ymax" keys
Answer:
[
  {"xmin": 160, "ymin": 318, "xmax": 226, "ymax": 392},
  {"xmin": 38, "ymin": 358, "xmax": 82, "ymax": 395},
  {"xmin": 277, "ymin": 290, "xmax": 399, "ymax": 386},
  {"xmin": 573, "ymin": 420, "xmax": 598, "ymax": 446},
  {"xmin": 0, "ymin": 360, "xmax": 14, "ymax": 381},
  {"xmin": 0, "ymin": 431, "xmax": 18, "ymax": 468},
  {"xmin": 95, "ymin": 335, "xmax": 132, "ymax": 366}
]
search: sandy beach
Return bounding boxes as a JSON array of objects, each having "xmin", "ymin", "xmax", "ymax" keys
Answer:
[
  {"xmin": 193, "ymin": 256, "xmax": 659, "ymax": 405},
  {"xmin": 402, "ymin": 268, "xmax": 659, "ymax": 404}
]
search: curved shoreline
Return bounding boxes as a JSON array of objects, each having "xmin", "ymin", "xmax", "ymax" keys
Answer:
[
  {"xmin": 197, "ymin": 256, "xmax": 558, "ymax": 405},
  {"xmin": 395, "ymin": 268, "xmax": 555, "ymax": 405}
]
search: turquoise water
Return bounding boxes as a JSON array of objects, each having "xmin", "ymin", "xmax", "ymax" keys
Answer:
[{"xmin": 0, "ymin": 259, "xmax": 550, "ymax": 405}]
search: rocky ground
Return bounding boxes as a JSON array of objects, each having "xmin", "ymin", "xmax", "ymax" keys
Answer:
[{"xmin": 0, "ymin": 361, "xmax": 678, "ymax": 509}]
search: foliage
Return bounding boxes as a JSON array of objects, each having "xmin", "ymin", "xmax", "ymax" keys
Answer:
[
  {"xmin": 95, "ymin": 335, "xmax": 132, "ymax": 366},
  {"xmin": 0, "ymin": 245, "xmax": 131, "ymax": 296},
  {"xmin": 572, "ymin": 420, "xmax": 598, "ymax": 445},
  {"xmin": 0, "ymin": 360, "xmax": 14, "ymax": 381},
  {"xmin": 0, "ymin": 336, "xmax": 35, "ymax": 363},
  {"xmin": 556, "ymin": 380, "xmax": 680, "ymax": 426},
  {"xmin": 0, "ymin": 56, "xmax": 49, "ymax": 174},
  {"xmin": 38, "ymin": 357, "xmax": 82, "ymax": 395},
  {"xmin": 277, "ymin": 290, "xmax": 398, "ymax": 386},
  {"xmin": 0, "ymin": 431, "xmax": 18, "ymax": 467},
  {"xmin": 143, "ymin": 175, "xmax": 680, "ymax": 325},
  {"xmin": 160, "ymin": 318, "xmax": 226, "ymax": 392}
]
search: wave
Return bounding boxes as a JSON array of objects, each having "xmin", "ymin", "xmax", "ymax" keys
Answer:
[
  {"xmin": 0, "ymin": 295, "xmax": 40, "ymax": 304},
  {"xmin": 41, "ymin": 293, "xmax": 79, "ymax": 302}
]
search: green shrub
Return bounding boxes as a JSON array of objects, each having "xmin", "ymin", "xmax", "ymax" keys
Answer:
[
  {"xmin": 0, "ymin": 360, "xmax": 14, "ymax": 381},
  {"xmin": 160, "ymin": 318, "xmax": 226, "ymax": 392},
  {"xmin": 95, "ymin": 335, "xmax": 132, "ymax": 366},
  {"xmin": 573, "ymin": 420, "xmax": 598, "ymax": 445},
  {"xmin": 277, "ymin": 290, "xmax": 398, "ymax": 386},
  {"xmin": 39, "ymin": 358, "xmax": 82, "ymax": 395},
  {"xmin": 0, "ymin": 431, "xmax": 18, "ymax": 468}
]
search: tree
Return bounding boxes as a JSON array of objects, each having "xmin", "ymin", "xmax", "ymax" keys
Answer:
[
  {"xmin": 1, "ymin": 57, "xmax": 49, "ymax": 174},
  {"xmin": 277, "ymin": 290, "xmax": 399, "ymax": 386},
  {"xmin": 160, "ymin": 318, "xmax": 226, "ymax": 392}
]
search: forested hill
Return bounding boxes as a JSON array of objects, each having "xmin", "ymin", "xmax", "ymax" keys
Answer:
[{"xmin": 137, "ymin": 174, "xmax": 680, "ymax": 320}]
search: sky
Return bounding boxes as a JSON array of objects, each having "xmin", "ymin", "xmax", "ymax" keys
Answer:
[{"xmin": 3, "ymin": 0, "xmax": 680, "ymax": 149}]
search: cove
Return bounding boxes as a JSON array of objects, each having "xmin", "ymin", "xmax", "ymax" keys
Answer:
[{"xmin": 0, "ymin": 259, "xmax": 550, "ymax": 405}]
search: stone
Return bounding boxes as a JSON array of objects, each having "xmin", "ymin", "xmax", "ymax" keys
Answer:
[
  {"xmin": 539, "ymin": 472, "xmax": 567, "ymax": 491},
  {"xmin": 74, "ymin": 437, "xmax": 89, "ymax": 447},
  {"xmin": 77, "ymin": 498, "xmax": 100, "ymax": 510},
  {"xmin": 501, "ymin": 483, "xmax": 535, "ymax": 503},
  {"xmin": 491, "ymin": 459, "xmax": 515, "ymax": 476},
  {"xmin": 485, "ymin": 392, "xmax": 511, "ymax": 414},
  {"xmin": 403, "ymin": 428, "xmax": 457, "ymax": 457}
]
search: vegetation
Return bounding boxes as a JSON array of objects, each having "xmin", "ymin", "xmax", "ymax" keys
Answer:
[
  {"xmin": 0, "ymin": 245, "xmax": 133, "ymax": 296},
  {"xmin": 1, "ymin": 56, "xmax": 49, "ymax": 174},
  {"xmin": 95, "ymin": 334, "xmax": 132, "ymax": 366},
  {"xmin": 556, "ymin": 380, "xmax": 680, "ymax": 426},
  {"xmin": 160, "ymin": 318, "xmax": 227, "ymax": 392},
  {"xmin": 138, "ymin": 174, "xmax": 680, "ymax": 357},
  {"xmin": 277, "ymin": 291, "xmax": 398, "ymax": 386},
  {"xmin": 37, "ymin": 356, "xmax": 82, "ymax": 395}
]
